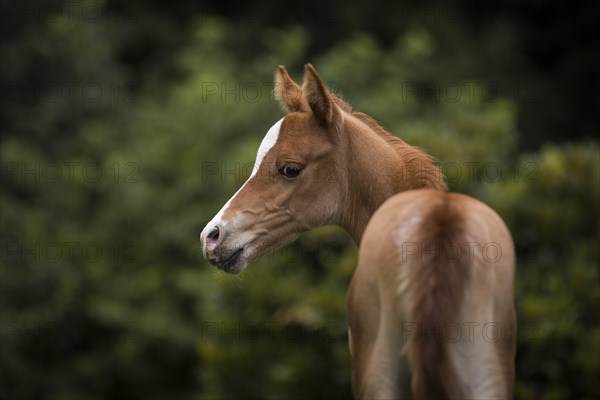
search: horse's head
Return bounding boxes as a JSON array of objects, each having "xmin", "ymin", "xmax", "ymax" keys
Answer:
[{"xmin": 201, "ymin": 64, "xmax": 349, "ymax": 273}]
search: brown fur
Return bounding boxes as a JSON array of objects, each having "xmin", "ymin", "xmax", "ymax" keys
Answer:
[
  {"xmin": 201, "ymin": 64, "xmax": 516, "ymax": 400},
  {"xmin": 352, "ymin": 112, "xmax": 447, "ymax": 191},
  {"xmin": 274, "ymin": 65, "xmax": 306, "ymax": 113},
  {"xmin": 405, "ymin": 194, "xmax": 468, "ymax": 399},
  {"xmin": 352, "ymin": 190, "xmax": 515, "ymax": 399}
]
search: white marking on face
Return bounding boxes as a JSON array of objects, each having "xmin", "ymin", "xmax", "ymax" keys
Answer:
[
  {"xmin": 253, "ymin": 117, "xmax": 283, "ymax": 175},
  {"xmin": 201, "ymin": 118, "xmax": 284, "ymax": 247}
]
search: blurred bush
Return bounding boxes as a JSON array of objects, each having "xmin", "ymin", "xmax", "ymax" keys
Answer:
[{"xmin": 482, "ymin": 143, "xmax": 600, "ymax": 400}]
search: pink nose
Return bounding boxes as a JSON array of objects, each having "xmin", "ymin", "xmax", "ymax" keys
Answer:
[
  {"xmin": 206, "ymin": 225, "xmax": 220, "ymax": 245},
  {"xmin": 202, "ymin": 225, "xmax": 223, "ymax": 262}
]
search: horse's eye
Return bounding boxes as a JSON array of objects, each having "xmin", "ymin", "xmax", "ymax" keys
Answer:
[{"xmin": 279, "ymin": 164, "xmax": 302, "ymax": 179}]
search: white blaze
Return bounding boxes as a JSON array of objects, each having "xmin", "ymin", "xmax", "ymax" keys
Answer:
[
  {"xmin": 253, "ymin": 117, "xmax": 283, "ymax": 175},
  {"xmin": 201, "ymin": 118, "xmax": 284, "ymax": 244}
]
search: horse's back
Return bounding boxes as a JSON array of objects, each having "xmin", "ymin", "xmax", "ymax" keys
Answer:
[
  {"xmin": 350, "ymin": 189, "xmax": 516, "ymax": 399},
  {"xmin": 360, "ymin": 189, "xmax": 515, "ymax": 305}
]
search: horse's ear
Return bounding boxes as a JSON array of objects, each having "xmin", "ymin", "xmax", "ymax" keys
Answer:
[
  {"xmin": 274, "ymin": 65, "xmax": 304, "ymax": 112},
  {"xmin": 302, "ymin": 64, "xmax": 341, "ymax": 127}
]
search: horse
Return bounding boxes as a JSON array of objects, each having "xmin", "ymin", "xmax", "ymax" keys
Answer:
[{"xmin": 201, "ymin": 64, "xmax": 516, "ymax": 399}]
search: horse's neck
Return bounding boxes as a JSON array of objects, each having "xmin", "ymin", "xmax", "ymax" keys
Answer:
[{"xmin": 339, "ymin": 114, "xmax": 446, "ymax": 243}]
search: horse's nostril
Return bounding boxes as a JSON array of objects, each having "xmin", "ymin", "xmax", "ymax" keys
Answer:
[{"xmin": 207, "ymin": 226, "xmax": 220, "ymax": 242}]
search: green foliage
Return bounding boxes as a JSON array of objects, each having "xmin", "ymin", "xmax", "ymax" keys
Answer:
[
  {"xmin": 482, "ymin": 144, "xmax": 600, "ymax": 399},
  {"xmin": 1, "ymin": 5, "xmax": 598, "ymax": 400}
]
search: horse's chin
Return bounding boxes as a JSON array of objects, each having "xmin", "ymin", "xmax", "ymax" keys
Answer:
[
  {"xmin": 213, "ymin": 231, "xmax": 304, "ymax": 274},
  {"xmin": 214, "ymin": 243, "xmax": 261, "ymax": 274},
  {"xmin": 210, "ymin": 246, "xmax": 247, "ymax": 274},
  {"xmin": 220, "ymin": 260, "xmax": 247, "ymax": 274}
]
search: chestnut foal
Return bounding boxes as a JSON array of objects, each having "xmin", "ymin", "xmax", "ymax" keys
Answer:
[{"xmin": 201, "ymin": 64, "xmax": 516, "ymax": 399}]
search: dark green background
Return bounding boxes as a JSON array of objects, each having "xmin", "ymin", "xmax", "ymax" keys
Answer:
[{"xmin": 1, "ymin": 1, "xmax": 598, "ymax": 399}]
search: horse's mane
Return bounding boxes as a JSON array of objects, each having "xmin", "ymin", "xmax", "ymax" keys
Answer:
[
  {"xmin": 351, "ymin": 111, "xmax": 448, "ymax": 191},
  {"xmin": 327, "ymin": 91, "xmax": 446, "ymax": 191},
  {"xmin": 331, "ymin": 92, "xmax": 352, "ymax": 113}
]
